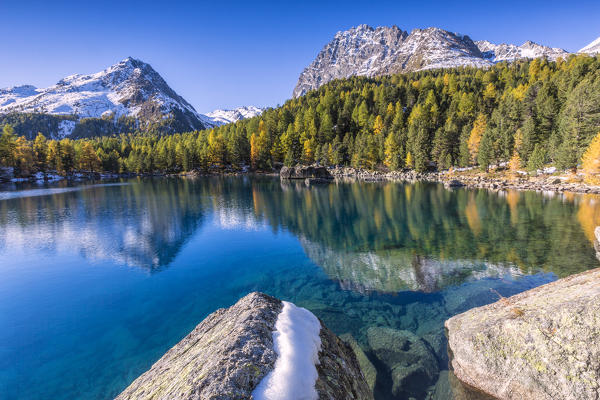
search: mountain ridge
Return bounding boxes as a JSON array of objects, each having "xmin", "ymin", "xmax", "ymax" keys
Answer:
[{"xmin": 293, "ymin": 25, "xmax": 573, "ymax": 97}]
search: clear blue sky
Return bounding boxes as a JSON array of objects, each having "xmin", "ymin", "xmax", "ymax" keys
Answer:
[{"xmin": 1, "ymin": 0, "xmax": 599, "ymax": 113}]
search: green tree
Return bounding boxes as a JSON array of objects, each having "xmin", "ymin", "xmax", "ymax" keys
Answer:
[
  {"xmin": 528, "ymin": 144, "xmax": 546, "ymax": 172},
  {"xmin": 33, "ymin": 133, "xmax": 48, "ymax": 173},
  {"xmin": 0, "ymin": 125, "xmax": 16, "ymax": 167}
]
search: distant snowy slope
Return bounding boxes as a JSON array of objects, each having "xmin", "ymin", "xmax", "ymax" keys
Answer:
[
  {"xmin": 204, "ymin": 106, "xmax": 264, "ymax": 126},
  {"xmin": 475, "ymin": 40, "xmax": 569, "ymax": 62},
  {"xmin": 0, "ymin": 85, "xmax": 38, "ymax": 108},
  {"xmin": 579, "ymin": 37, "xmax": 600, "ymax": 54}
]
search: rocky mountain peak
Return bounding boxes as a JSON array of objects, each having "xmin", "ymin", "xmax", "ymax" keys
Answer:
[
  {"xmin": 293, "ymin": 25, "xmax": 573, "ymax": 97},
  {"xmin": 0, "ymin": 57, "xmax": 212, "ymax": 136}
]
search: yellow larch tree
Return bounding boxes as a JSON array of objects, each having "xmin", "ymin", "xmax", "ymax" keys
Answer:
[
  {"xmin": 468, "ymin": 114, "xmax": 487, "ymax": 165},
  {"xmin": 581, "ymin": 131, "xmax": 600, "ymax": 176}
]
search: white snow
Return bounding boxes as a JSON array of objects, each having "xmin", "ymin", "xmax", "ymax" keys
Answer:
[
  {"xmin": 57, "ymin": 120, "xmax": 77, "ymax": 139},
  {"xmin": 204, "ymin": 106, "xmax": 264, "ymax": 126},
  {"xmin": 252, "ymin": 301, "xmax": 322, "ymax": 400},
  {"xmin": 579, "ymin": 37, "xmax": 600, "ymax": 54}
]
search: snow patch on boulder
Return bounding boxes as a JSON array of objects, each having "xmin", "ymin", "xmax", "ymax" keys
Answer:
[{"xmin": 252, "ymin": 301, "xmax": 322, "ymax": 400}]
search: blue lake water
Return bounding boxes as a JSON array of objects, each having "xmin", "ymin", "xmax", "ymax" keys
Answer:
[{"xmin": 0, "ymin": 176, "xmax": 598, "ymax": 399}]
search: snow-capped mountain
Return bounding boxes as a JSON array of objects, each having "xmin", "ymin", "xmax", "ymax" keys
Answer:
[
  {"xmin": 475, "ymin": 40, "xmax": 569, "ymax": 62},
  {"xmin": 204, "ymin": 106, "xmax": 264, "ymax": 126},
  {"xmin": 0, "ymin": 57, "xmax": 209, "ymax": 137},
  {"xmin": 293, "ymin": 25, "xmax": 571, "ymax": 97},
  {"xmin": 579, "ymin": 37, "xmax": 600, "ymax": 54}
]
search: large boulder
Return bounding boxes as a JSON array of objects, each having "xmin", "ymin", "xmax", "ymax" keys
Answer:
[
  {"xmin": 280, "ymin": 165, "xmax": 333, "ymax": 180},
  {"xmin": 445, "ymin": 268, "xmax": 600, "ymax": 400},
  {"xmin": 117, "ymin": 292, "xmax": 372, "ymax": 400}
]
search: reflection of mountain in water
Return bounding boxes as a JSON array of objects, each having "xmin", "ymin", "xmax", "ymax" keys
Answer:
[
  {"xmin": 300, "ymin": 237, "xmax": 522, "ymax": 293},
  {"xmin": 0, "ymin": 179, "xmax": 206, "ymax": 272}
]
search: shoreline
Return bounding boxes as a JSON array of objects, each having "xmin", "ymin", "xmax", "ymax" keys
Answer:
[
  {"xmin": 328, "ymin": 167, "xmax": 600, "ymax": 195},
  {"xmin": 4, "ymin": 166, "xmax": 600, "ymax": 196}
]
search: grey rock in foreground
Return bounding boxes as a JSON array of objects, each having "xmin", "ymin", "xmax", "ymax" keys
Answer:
[
  {"xmin": 117, "ymin": 292, "xmax": 372, "ymax": 400},
  {"xmin": 316, "ymin": 322, "xmax": 373, "ymax": 399},
  {"xmin": 445, "ymin": 268, "xmax": 600, "ymax": 400},
  {"xmin": 116, "ymin": 292, "xmax": 282, "ymax": 400}
]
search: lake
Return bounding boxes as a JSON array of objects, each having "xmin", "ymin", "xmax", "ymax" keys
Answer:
[{"xmin": 1, "ymin": 176, "xmax": 599, "ymax": 399}]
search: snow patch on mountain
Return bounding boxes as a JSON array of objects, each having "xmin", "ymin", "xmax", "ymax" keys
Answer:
[
  {"xmin": 579, "ymin": 37, "xmax": 600, "ymax": 54},
  {"xmin": 204, "ymin": 106, "xmax": 264, "ymax": 126},
  {"xmin": 57, "ymin": 120, "xmax": 77, "ymax": 139}
]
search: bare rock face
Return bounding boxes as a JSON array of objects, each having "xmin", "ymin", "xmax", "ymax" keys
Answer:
[
  {"xmin": 445, "ymin": 268, "xmax": 600, "ymax": 400},
  {"xmin": 117, "ymin": 292, "xmax": 372, "ymax": 400}
]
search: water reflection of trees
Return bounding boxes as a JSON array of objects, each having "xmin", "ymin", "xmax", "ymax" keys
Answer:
[{"xmin": 249, "ymin": 180, "xmax": 600, "ymax": 287}]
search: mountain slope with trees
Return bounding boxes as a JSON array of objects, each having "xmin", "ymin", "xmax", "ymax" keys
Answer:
[
  {"xmin": 293, "ymin": 25, "xmax": 571, "ymax": 97},
  {"xmin": 1, "ymin": 54, "xmax": 599, "ymax": 178}
]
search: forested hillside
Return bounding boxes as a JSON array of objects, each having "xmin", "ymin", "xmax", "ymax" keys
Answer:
[{"xmin": 1, "ymin": 54, "xmax": 599, "ymax": 177}]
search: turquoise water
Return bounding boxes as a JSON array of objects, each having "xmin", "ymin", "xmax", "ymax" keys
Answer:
[{"xmin": 1, "ymin": 176, "xmax": 598, "ymax": 399}]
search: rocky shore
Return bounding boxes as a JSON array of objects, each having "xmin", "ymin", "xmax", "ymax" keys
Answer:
[
  {"xmin": 116, "ymin": 292, "xmax": 372, "ymax": 400},
  {"xmin": 445, "ymin": 267, "xmax": 600, "ymax": 400},
  {"xmin": 6, "ymin": 163, "xmax": 600, "ymax": 196},
  {"xmin": 328, "ymin": 166, "xmax": 600, "ymax": 194}
]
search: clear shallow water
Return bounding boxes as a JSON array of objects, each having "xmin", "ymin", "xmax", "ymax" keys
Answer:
[{"xmin": 1, "ymin": 176, "xmax": 599, "ymax": 399}]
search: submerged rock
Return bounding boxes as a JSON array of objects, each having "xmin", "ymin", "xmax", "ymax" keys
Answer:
[
  {"xmin": 445, "ymin": 268, "xmax": 600, "ymax": 400},
  {"xmin": 117, "ymin": 292, "xmax": 372, "ymax": 400},
  {"xmin": 280, "ymin": 165, "xmax": 333, "ymax": 180},
  {"xmin": 366, "ymin": 327, "xmax": 439, "ymax": 399}
]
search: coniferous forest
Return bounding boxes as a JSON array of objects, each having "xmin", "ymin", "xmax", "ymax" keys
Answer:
[{"xmin": 1, "ymin": 54, "xmax": 600, "ymax": 178}]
